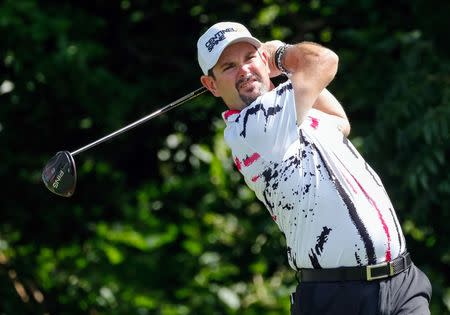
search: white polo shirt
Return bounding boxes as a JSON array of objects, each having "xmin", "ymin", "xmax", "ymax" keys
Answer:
[{"xmin": 222, "ymin": 81, "xmax": 406, "ymax": 269}]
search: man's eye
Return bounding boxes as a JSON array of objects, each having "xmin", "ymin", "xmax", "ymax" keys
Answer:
[{"xmin": 223, "ymin": 65, "xmax": 234, "ymax": 71}]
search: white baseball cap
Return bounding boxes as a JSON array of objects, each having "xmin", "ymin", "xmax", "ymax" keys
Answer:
[{"xmin": 197, "ymin": 22, "xmax": 261, "ymax": 75}]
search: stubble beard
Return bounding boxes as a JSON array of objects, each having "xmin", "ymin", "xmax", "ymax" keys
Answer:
[{"xmin": 236, "ymin": 74, "xmax": 268, "ymax": 106}]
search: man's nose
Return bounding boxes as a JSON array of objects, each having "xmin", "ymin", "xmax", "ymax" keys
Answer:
[{"xmin": 237, "ymin": 63, "xmax": 251, "ymax": 77}]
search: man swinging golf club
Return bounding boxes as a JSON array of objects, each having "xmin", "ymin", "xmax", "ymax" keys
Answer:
[{"xmin": 197, "ymin": 21, "xmax": 432, "ymax": 314}]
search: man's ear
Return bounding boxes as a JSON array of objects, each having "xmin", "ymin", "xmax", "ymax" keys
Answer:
[{"xmin": 200, "ymin": 75, "xmax": 220, "ymax": 97}]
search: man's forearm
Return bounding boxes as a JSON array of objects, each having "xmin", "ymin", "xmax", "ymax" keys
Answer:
[
  {"xmin": 314, "ymin": 89, "xmax": 347, "ymax": 119},
  {"xmin": 263, "ymin": 40, "xmax": 347, "ymax": 134},
  {"xmin": 283, "ymin": 42, "xmax": 339, "ymax": 125},
  {"xmin": 313, "ymin": 88, "xmax": 351, "ymax": 136}
]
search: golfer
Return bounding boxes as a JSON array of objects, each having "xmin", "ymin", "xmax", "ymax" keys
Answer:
[{"xmin": 197, "ymin": 21, "xmax": 432, "ymax": 314}]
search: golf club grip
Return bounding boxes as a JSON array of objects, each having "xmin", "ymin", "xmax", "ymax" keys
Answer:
[{"xmin": 70, "ymin": 86, "xmax": 208, "ymax": 156}]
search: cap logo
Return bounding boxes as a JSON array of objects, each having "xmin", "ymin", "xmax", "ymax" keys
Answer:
[{"xmin": 205, "ymin": 27, "xmax": 236, "ymax": 52}]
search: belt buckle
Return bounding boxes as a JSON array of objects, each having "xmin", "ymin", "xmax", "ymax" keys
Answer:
[{"xmin": 366, "ymin": 262, "xmax": 394, "ymax": 281}]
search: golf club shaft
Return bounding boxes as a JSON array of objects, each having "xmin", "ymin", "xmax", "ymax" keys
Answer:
[{"xmin": 70, "ymin": 87, "xmax": 207, "ymax": 156}]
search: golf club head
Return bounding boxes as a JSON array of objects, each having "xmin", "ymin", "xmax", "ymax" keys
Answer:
[{"xmin": 42, "ymin": 151, "xmax": 77, "ymax": 197}]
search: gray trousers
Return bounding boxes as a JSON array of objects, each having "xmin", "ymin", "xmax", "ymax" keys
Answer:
[{"xmin": 290, "ymin": 264, "xmax": 432, "ymax": 315}]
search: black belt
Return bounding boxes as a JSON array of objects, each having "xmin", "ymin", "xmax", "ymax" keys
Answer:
[{"xmin": 298, "ymin": 252, "xmax": 412, "ymax": 282}]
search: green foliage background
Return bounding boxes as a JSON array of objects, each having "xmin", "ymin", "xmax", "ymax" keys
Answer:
[{"xmin": 1, "ymin": 0, "xmax": 449, "ymax": 314}]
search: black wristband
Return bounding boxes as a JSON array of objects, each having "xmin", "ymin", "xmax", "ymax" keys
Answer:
[{"xmin": 274, "ymin": 44, "xmax": 291, "ymax": 76}]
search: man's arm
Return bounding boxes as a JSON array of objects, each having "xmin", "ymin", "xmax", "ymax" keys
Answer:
[
  {"xmin": 313, "ymin": 89, "xmax": 351, "ymax": 137},
  {"xmin": 271, "ymin": 42, "xmax": 339, "ymax": 126},
  {"xmin": 262, "ymin": 41, "xmax": 347, "ymax": 135}
]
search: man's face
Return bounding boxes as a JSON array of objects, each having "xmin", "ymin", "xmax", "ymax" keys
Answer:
[{"xmin": 203, "ymin": 42, "xmax": 272, "ymax": 110}]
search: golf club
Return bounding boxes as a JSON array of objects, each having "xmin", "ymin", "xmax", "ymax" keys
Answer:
[{"xmin": 42, "ymin": 86, "xmax": 207, "ymax": 197}]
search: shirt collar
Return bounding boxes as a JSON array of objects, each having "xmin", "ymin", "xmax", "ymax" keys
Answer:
[{"xmin": 222, "ymin": 109, "xmax": 241, "ymax": 122}]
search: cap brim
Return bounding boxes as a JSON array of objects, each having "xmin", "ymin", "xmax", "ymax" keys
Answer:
[{"xmin": 205, "ymin": 36, "xmax": 261, "ymax": 74}]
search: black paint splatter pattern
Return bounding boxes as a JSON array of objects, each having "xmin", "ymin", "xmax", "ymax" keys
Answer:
[
  {"xmin": 223, "ymin": 81, "xmax": 405, "ymax": 269},
  {"xmin": 307, "ymin": 226, "xmax": 333, "ymax": 268},
  {"xmin": 238, "ymin": 103, "xmax": 283, "ymax": 138}
]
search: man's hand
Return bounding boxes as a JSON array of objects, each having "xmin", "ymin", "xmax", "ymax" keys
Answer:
[{"xmin": 260, "ymin": 40, "xmax": 285, "ymax": 78}]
